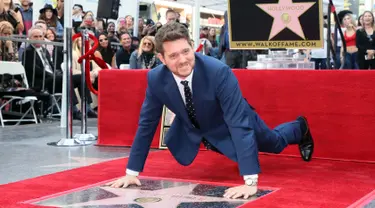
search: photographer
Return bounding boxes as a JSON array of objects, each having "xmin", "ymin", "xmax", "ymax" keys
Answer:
[{"xmin": 0, "ymin": 0, "xmax": 24, "ymax": 34}]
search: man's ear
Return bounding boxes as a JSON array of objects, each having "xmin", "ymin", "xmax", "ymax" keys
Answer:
[{"xmin": 157, "ymin": 53, "xmax": 166, "ymax": 65}]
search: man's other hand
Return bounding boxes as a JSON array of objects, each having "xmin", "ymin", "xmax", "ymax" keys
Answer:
[
  {"xmin": 105, "ymin": 175, "xmax": 141, "ymax": 188},
  {"xmin": 223, "ymin": 185, "xmax": 257, "ymax": 199}
]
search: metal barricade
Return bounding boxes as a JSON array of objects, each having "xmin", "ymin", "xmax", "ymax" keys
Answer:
[
  {"xmin": 0, "ymin": 35, "xmax": 65, "ymax": 122},
  {"xmin": 0, "ymin": 31, "xmax": 97, "ymax": 145}
]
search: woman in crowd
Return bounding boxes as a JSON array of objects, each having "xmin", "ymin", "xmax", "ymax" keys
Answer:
[
  {"xmin": 72, "ymin": 36, "xmax": 99, "ymax": 117},
  {"xmin": 129, "ymin": 36, "xmax": 160, "ymax": 69},
  {"xmin": 0, "ymin": 21, "xmax": 16, "ymax": 61},
  {"xmin": 357, "ymin": 14, "xmax": 364, "ymax": 30},
  {"xmin": 45, "ymin": 28, "xmax": 63, "ymax": 71},
  {"xmin": 94, "ymin": 33, "xmax": 115, "ymax": 68},
  {"xmin": 116, "ymin": 17, "xmax": 128, "ymax": 38},
  {"xmin": 356, "ymin": 11, "xmax": 375, "ymax": 69},
  {"xmin": 341, "ymin": 13, "xmax": 359, "ymax": 69},
  {"xmin": 207, "ymin": 28, "xmax": 218, "ymax": 48},
  {"xmin": 124, "ymin": 15, "xmax": 134, "ymax": 36},
  {"xmin": 0, "ymin": 0, "xmax": 24, "ymax": 34},
  {"xmin": 72, "ymin": 35, "xmax": 101, "ymax": 89},
  {"xmin": 207, "ymin": 27, "xmax": 219, "ymax": 58},
  {"xmin": 38, "ymin": 4, "xmax": 63, "ymax": 37}
]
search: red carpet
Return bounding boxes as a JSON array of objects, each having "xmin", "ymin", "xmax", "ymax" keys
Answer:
[
  {"xmin": 98, "ymin": 70, "xmax": 375, "ymax": 162},
  {"xmin": 1, "ymin": 151, "xmax": 374, "ymax": 208}
]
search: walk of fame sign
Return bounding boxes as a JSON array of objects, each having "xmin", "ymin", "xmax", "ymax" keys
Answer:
[
  {"xmin": 228, "ymin": 0, "xmax": 323, "ymax": 49},
  {"xmin": 28, "ymin": 178, "xmax": 277, "ymax": 207}
]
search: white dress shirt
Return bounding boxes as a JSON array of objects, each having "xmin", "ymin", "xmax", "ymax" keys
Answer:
[
  {"xmin": 34, "ymin": 47, "xmax": 53, "ymax": 74},
  {"xmin": 126, "ymin": 70, "xmax": 258, "ymax": 182},
  {"xmin": 172, "ymin": 70, "xmax": 194, "ymax": 104}
]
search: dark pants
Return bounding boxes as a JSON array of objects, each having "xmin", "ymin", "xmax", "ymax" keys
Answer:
[
  {"xmin": 44, "ymin": 74, "xmax": 88, "ymax": 105},
  {"xmin": 358, "ymin": 55, "xmax": 375, "ymax": 69},
  {"xmin": 251, "ymin": 112, "xmax": 302, "ymax": 154},
  {"xmin": 311, "ymin": 58, "xmax": 327, "ymax": 69},
  {"xmin": 225, "ymin": 50, "xmax": 243, "ymax": 68},
  {"xmin": 335, "ymin": 46, "xmax": 341, "ymax": 68},
  {"xmin": 344, "ymin": 52, "xmax": 359, "ymax": 69}
]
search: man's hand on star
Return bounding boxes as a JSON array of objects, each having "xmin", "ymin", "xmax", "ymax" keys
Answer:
[
  {"xmin": 106, "ymin": 175, "xmax": 142, "ymax": 188},
  {"xmin": 223, "ymin": 185, "xmax": 257, "ymax": 199}
]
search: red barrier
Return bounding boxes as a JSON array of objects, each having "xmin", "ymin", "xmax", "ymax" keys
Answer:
[{"xmin": 98, "ymin": 69, "xmax": 375, "ymax": 162}]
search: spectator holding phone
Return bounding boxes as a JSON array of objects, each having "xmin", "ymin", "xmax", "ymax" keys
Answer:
[
  {"xmin": 141, "ymin": 19, "xmax": 157, "ymax": 37},
  {"xmin": 78, "ymin": 11, "xmax": 96, "ymax": 34},
  {"xmin": 72, "ymin": 4, "xmax": 83, "ymax": 32},
  {"xmin": 106, "ymin": 21, "xmax": 119, "ymax": 43},
  {"xmin": 0, "ymin": 0, "xmax": 24, "ymax": 34},
  {"xmin": 18, "ymin": 0, "xmax": 33, "ymax": 35}
]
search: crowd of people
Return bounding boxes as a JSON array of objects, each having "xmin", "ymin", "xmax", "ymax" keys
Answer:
[{"xmin": 305, "ymin": 10, "xmax": 375, "ymax": 70}]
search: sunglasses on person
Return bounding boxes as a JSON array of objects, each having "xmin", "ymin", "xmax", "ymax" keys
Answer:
[{"xmin": 143, "ymin": 42, "xmax": 152, "ymax": 46}]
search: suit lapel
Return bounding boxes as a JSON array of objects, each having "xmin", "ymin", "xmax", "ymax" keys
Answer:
[
  {"xmin": 163, "ymin": 69, "xmax": 192, "ymax": 127},
  {"xmin": 192, "ymin": 64, "xmax": 206, "ymax": 128}
]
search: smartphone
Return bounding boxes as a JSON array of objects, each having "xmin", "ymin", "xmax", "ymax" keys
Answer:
[
  {"xmin": 14, "ymin": 7, "xmax": 19, "ymax": 13},
  {"xmin": 365, "ymin": 55, "xmax": 375, "ymax": 60}
]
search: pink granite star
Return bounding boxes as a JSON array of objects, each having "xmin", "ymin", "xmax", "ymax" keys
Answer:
[{"xmin": 256, "ymin": 0, "xmax": 315, "ymax": 40}]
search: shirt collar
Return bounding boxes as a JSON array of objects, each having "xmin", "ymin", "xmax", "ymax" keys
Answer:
[{"xmin": 172, "ymin": 69, "xmax": 194, "ymax": 86}]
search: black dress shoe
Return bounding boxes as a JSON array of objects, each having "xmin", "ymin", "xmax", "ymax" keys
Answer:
[
  {"xmin": 87, "ymin": 110, "xmax": 98, "ymax": 118},
  {"xmin": 297, "ymin": 116, "xmax": 314, "ymax": 161},
  {"xmin": 73, "ymin": 112, "xmax": 82, "ymax": 120}
]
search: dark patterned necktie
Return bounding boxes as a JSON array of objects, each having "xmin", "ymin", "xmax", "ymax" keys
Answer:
[
  {"xmin": 180, "ymin": 80, "xmax": 221, "ymax": 153},
  {"xmin": 180, "ymin": 80, "xmax": 200, "ymax": 129}
]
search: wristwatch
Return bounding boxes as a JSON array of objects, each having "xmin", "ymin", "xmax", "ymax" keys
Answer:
[{"xmin": 245, "ymin": 178, "xmax": 258, "ymax": 186}]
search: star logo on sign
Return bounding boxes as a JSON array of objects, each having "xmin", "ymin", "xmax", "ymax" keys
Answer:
[{"xmin": 256, "ymin": 0, "xmax": 315, "ymax": 40}]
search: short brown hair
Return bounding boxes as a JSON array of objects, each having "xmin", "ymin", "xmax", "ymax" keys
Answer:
[
  {"xmin": 166, "ymin": 9, "xmax": 176, "ymax": 17},
  {"xmin": 34, "ymin": 20, "xmax": 47, "ymax": 26},
  {"xmin": 154, "ymin": 22, "xmax": 191, "ymax": 54}
]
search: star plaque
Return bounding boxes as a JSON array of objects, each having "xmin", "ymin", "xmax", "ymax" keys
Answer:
[
  {"xmin": 228, "ymin": 0, "xmax": 323, "ymax": 49},
  {"xmin": 29, "ymin": 178, "xmax": 277, "ymax": 207}
]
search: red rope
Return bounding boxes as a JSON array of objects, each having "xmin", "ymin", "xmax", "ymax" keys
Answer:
[
  {"xmin": 196, "ymin": 42, "xmax": 204, "ymax": 52},
  {"xmin": 72, "ymin": 33, "xmax": 109, "ymax": 95},
  {"xmin": 330, "ymin": 5, "xmax": 336, "ymax": 13}
]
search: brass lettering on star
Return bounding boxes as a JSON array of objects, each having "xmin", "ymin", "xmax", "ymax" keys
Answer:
[
  {"xmin": 267, "ymin": 5, "xmax": 305, "ymax": 11},
  {"xmin": 134, "ymin": 197, "xmax": 162, "ymax": 203}
]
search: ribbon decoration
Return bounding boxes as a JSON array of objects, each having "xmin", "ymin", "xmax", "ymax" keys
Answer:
[
  {"xmin": 72, "ymin": 32, "xmax": 108, "ymax": 95},
  {"xmin": 195, "ymin": 39, "xmax": 205, "ymax": 52}
]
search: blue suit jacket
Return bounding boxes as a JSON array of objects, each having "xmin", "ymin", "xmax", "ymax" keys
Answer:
[{"xmin": 127, "ymin": 53, "xmax": 260, "ymax": 175}]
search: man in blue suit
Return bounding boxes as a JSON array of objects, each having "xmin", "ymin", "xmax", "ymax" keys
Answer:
[{"xmin": 107, "ymin": 22, "xmax": 314, "ymax": 199}]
